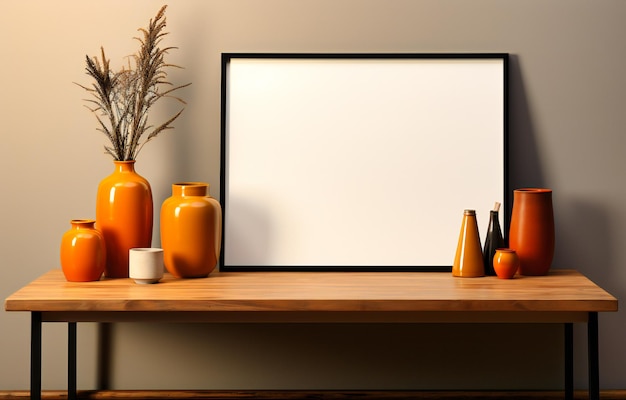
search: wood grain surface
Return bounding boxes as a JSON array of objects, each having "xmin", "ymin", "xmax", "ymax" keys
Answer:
[{"xmin": 5, "ymin": 269, "xmax": 617, "ymax": 316}]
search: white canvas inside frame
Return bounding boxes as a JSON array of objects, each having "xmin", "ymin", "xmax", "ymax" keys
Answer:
[{"xmin": 221, "ymin": 54, "xmax": 506, "ymax": 270}]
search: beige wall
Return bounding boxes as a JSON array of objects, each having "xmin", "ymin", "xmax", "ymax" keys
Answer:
[{"xmin": 1, "ymin": 0, "xmax": 624, "ymax": 391}]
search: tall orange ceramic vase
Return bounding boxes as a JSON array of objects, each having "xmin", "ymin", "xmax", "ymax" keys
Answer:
[
  {"xmin": 96, "ymin": 161, "xmax": 153, "ymax": 278},
  {"xmin": 60, "ymin": 219, "xmax": 106, "ymax": 282},
  {"xmin": 508, "ymin": 188, "xmax": 555, "ymax": 276},
  {"xmin": 161, "ymin": 182, "xmax": 222, "ymax": 278}
]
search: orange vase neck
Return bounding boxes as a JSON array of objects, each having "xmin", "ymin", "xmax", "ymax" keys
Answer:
[
  {"xmin": 172, "ymin": 182, "xmax": 209, "ymax": 197},
  {"xmin": 113, "ymin": 160, "xmax": 136, "ymax": 173}
]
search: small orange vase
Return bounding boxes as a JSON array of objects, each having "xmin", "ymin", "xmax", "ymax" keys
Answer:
[
  {"xmin": 60, "ymin": 219, "xmax": 106, "ymax": 282},
  {"xmin": 452, "ymin": 209, "xmax": 484, "ymax": 278},
  {"xmin": 509, "ymin": 188, "xmax": 555, "ymax": 276},
  {"xmin": 161, "ymin": 182, "xmax": 222, "ymax": 278},
  {"xmin": 96, "ymin": 161, "xmax": 153, "ymax": 278},
  {"xmin": 492, "ymin": 248, "xmax": 520, "ymax": 279}
]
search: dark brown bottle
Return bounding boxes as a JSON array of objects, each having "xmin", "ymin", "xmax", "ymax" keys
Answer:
[{"xmin": 483, "ymin": 208, "xmax": 504, "ymax": 276}]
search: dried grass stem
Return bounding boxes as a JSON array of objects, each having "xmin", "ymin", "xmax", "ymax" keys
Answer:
[{"xmin": 76, "ymin": 5, "xmax": 190, "ymax": 161}]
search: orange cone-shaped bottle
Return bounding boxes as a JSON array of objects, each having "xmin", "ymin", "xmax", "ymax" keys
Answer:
[{"xmin": 452, "ymin": 209, "xmax": 484, "ymax": 278}]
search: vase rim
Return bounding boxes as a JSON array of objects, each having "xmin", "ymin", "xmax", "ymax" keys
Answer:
[
  {"xmin": 172, "ymin": 182, "xmax": 210, "ymax": 197},
  {"xmin": 495, "ymin": 248, "xmax": 516, "ymax": 253},
  {"xmin": 70, "ymin": 219, "xmax": 96, "ymax": 225},
  {"xmin": 514, "ymin": 188, "xmax": 552, "ymax": 193},
  {"xmin": 173, "ymin": 182, "xmax": 208, "ymax": 187},
  {"xmin": 113, "ymin": 160, "xmax": 136, "ymax": 164}
]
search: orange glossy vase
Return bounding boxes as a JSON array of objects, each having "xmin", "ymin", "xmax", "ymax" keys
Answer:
[
  {"xmin": 452, "ymin": 209, "xmax": 484, "ymax": 278},
  {"xmin": 96, "ymin": 161, "xmax": 153, "ymax": 278},
  {"xmin": 492, "ymin": 248, "xmax": 520, "ymax": 279},
  {"xmin": 161, "ymin": 182, "xmax": 222, "ymax": 278},
  {"xmin": 60, "ymin": 219, "xmax": 106, "ymax": 282},
  {"xmin": 509, "ymin": 188, "xmax": 555, "ymax": 276}
]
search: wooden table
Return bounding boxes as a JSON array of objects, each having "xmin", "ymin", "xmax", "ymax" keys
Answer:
[{"xmin": 4, "ymin": 269, "xmax": 618, "ymax": 400}]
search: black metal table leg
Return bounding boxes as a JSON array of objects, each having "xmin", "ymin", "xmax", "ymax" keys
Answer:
[
  {"xmin": 97, "ymin": 322, "xmax": 112, "ymax": 390},
  {"xmin": 68, "ymin": 322, "xmax": 77, "ymax": 400},
  {"xmin": 31, "ymin": 312, "xmax": 42, "ymax": 400},
  {"xmin": 564, "ymin": 323, "xmax": 573, "ymax": 400},
  {"xmin": 588, "ymin": 312, "xmax": 599, "ymax": 400}
]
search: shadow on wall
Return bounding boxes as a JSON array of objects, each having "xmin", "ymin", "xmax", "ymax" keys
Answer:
[
  {"xmin": 553, "ymin": 199, "xmax": 612, "ymax": 274},
  {"xmin": 507, "ymin": 55, "xmax": 614, "ymax": 280},
  {"xmin": 506, "ymin": 54, "xmax": 546, "ymax": 225}
]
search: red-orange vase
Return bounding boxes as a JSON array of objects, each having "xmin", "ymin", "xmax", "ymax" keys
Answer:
[
  {"xmin": 160, "ymin": 182, "xmax": 222, "ymax": 278},
  {"xmin": 96, "ymin": 161, "xmax": 153, "ymax": 278},
  {"xmin": 60, "ymin": 219, "xmax": 106, "ymax": 282},
  {"xmin": 508, "ymin": 188, "xmax": 555, "ymax": 276}
]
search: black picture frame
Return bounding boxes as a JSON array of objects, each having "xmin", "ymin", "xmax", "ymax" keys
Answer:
[{"xmin": 220, "ymin": 53, "xmax": 509, "ymax": 272}]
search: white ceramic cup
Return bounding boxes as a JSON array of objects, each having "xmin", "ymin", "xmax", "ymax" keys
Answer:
[{"xmin": 129, "ymin": 248, "xmax": 164, "ymax": 284}]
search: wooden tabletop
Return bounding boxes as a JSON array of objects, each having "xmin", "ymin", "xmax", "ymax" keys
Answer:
[{"xmin": 5, "ymin": 269, "xmax": 617, "ymax": 321}]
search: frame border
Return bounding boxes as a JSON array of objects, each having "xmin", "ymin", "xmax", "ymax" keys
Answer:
[{"xmin": 219, "ymin": 52, "xmax": 509, "ymax": 272}]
